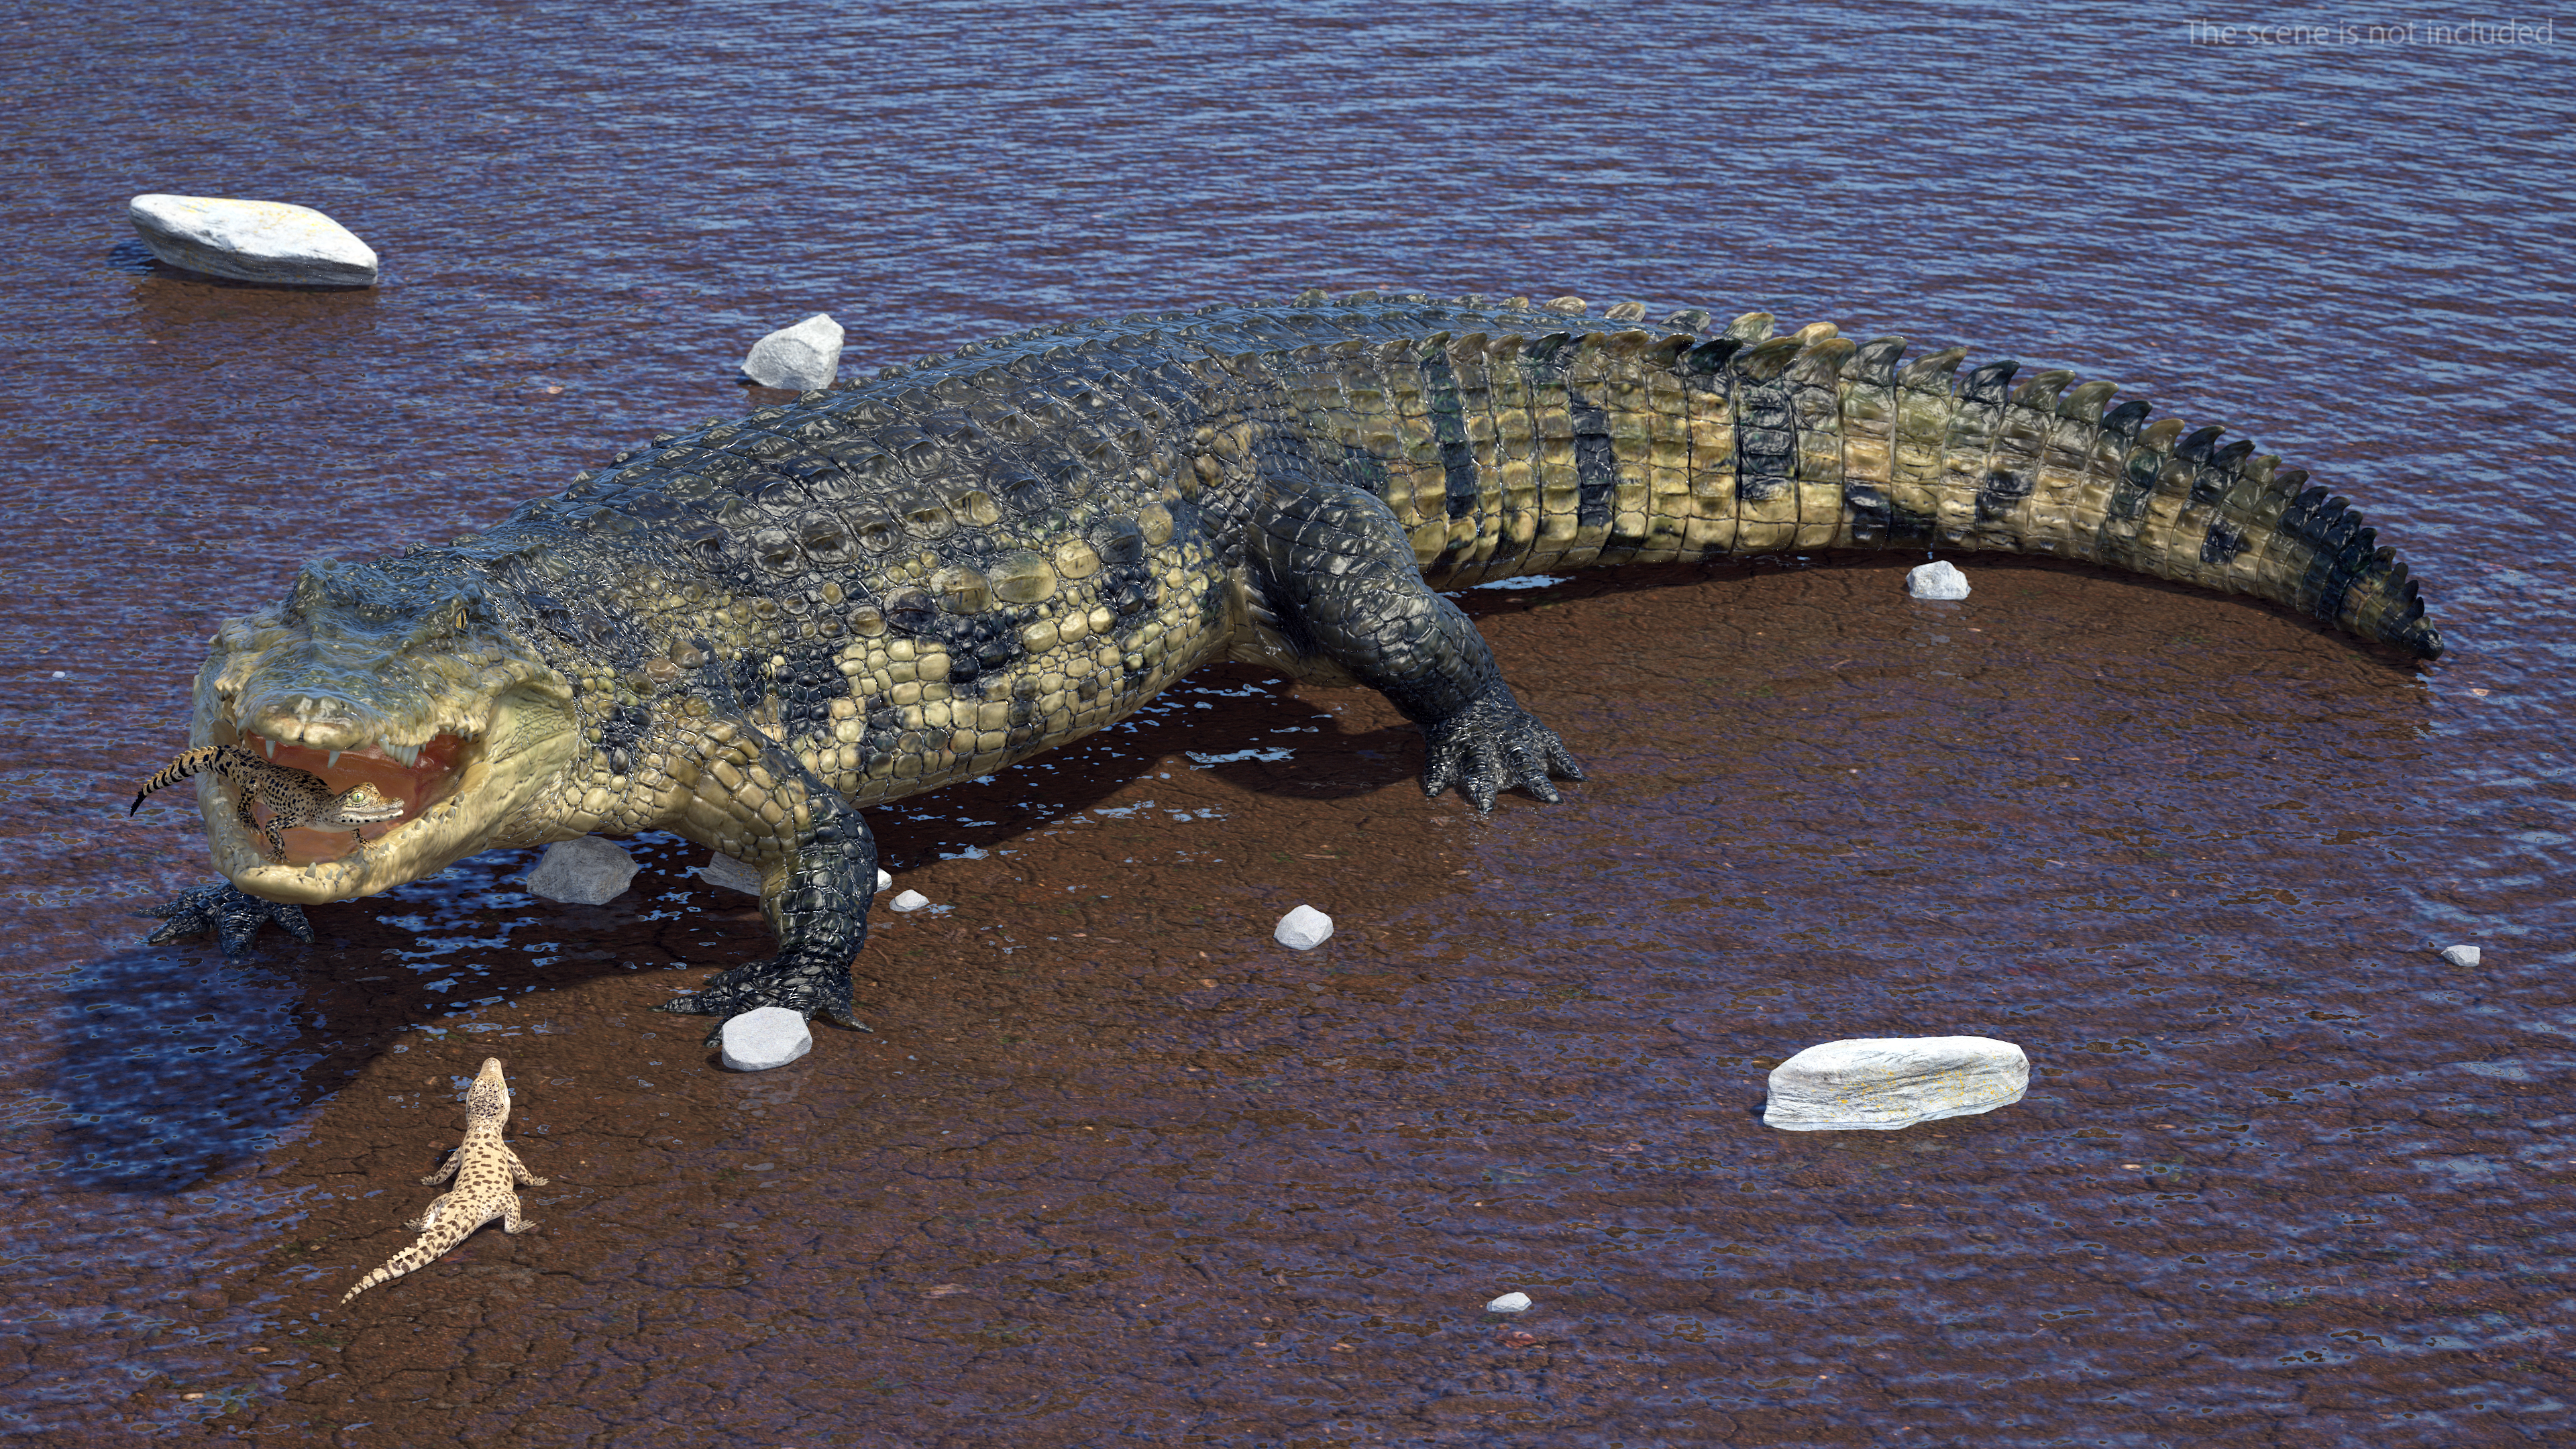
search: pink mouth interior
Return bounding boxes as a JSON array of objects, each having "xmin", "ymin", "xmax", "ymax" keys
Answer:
[{"xmin": 237, "ymin": 733, "xmax": 467, "ymax": 865}]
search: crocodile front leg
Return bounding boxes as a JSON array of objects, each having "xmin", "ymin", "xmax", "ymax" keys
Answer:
[
  {"xmin": 140, "ymin": 882, "xmax": 316, "ymax": 958},
  {"xmin": 1246, "ymin": 476, "xmax": 1585, "ymax": 812},
  {"xmin": 653, "ymin": 714, "xmax": 878, "ymax": 1037}
]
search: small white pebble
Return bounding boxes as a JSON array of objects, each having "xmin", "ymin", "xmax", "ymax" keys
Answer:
[
  {"xmin": 877, "ymin": 868, "xmax": 893, "ymax": 890},
  {"xmin": 718, "ymin": 1007, "xmax": 811, "ymax": 1072},
  {"xmin": 1907, "ymin": 560, "xmax": 1970, "ymax": 600},
  {"xmin": 742, "ymin": 312, "xmax": 843, "ymax": 391},
  {"xmin": 890, "ymin": 889, "xmax": 929, "ymax": 912},
  {"xmin": 1275, "ymin": 903, "xmax": 1333, "ymax": 950},
  {"xmin": 50, "ymin": 671, "xmax": 66, "ymax": 679},
  {"xmin": 2439, "ymin": 943, "xmax": 2481, "ymax": 967},
  {"xmin": 1487, "ymin": 1291, "xmax": 1532, "ymax": 1313}
]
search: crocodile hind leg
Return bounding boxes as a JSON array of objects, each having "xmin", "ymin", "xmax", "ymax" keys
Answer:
[
  {"xmin": 1244, "ymin": 475, "xmax": 1584, "ymax": 812},
  {"xmin": 140, "ymin": 882, "xmax": 315, "ymax": 959},
  {"xmin": 654, "ymin": 716, "xmax": 879, "ymax": 1038}
]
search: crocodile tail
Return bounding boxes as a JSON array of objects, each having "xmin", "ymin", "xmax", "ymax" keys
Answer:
[
  {"xmin": 129, "ymin": 745, "xmax": 229, "ymax": 815},
  {"xmin": 339, "ymin": 1236, "xmax": 441, "ymax": 1305},
  {"xmin": 1362, "ymin": 317, "xmax": 2442, "ymax": 659}
]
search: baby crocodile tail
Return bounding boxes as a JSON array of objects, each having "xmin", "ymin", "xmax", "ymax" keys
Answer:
[
  {"xmin": 1240, "ymin": 299, "xmax": 2439, "ymax": 657},
  {"xmin": 128, "ymin": 745, "xmax": 238, "ymax": 815},
  {"xmin": 337, "ymin": 1218, "xmax": 468, "ymax": 1303}
]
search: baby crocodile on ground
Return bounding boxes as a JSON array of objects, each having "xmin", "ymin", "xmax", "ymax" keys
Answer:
[
  {"xmin": 341, "ymin": 1057, "xmax": 547, "ymax": 1305},
  {"xmin": 142, "ymin": 290, "xmax": 2446, "ymax": 1034}
]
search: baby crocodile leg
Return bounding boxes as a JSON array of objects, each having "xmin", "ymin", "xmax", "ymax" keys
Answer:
[
  {"xmin": 1246, "ymin": 475, "xmax": 1585, "ymax": 812},
  {"xmin": 653, "ymin": 714, "xmax": 879, "ymax": 1037}
]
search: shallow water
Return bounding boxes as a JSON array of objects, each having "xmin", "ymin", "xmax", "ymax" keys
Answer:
[{"xmin": 2, "ymin": 3, "xmax": 2571, "ymax": 1444}]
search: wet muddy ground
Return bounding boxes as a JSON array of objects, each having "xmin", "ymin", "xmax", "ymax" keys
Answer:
[{"xmin": 4, "ymin": 3, "xmax": 2571, "ymax": 1446}]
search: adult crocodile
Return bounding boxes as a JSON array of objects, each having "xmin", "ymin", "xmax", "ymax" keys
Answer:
[{"xmin": 144, "ymin": 290, "xmax": 2445, "ymax": 1032}]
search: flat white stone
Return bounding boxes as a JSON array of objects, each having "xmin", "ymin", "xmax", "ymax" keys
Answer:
[
  {"xmin": 1764, "ymin": 1036, "xmax": 2028, "ymax": 1132},
  {"xmin": 890, "ymin": 889, "xmax": 930, "ymax": 912},
  {"xmin": 2440, "ymin": 943, "xmax": 2481, "ymax": 967},
  {"xmin": 743, "ymin": 313, "xmax": 843, "ymax": 391},
  {"xmin": 1907, "ymin": 560, "xmax": 1971, "ymax": 600},
  {"xmin": 127, "ymin": 193, "xmax": 378, "ymax": 287},
  {"xmin": 1275, "ymin": 904, "xmax": 1333, "ymax": 950},
  {"xmin": 524, "ymin": 836, "xmax": 639, "ymax": 906},
  {"xmin": 719, "ymin": 1006, "xmax": 812, "ymax": 1071},
  {"xmin": 698, "ymin": 853, "xmax": 763, "ymax": 895},
  {"xmin": 1486, "ymin": 1291, "xmax": 1532, "ymax": 1313},
  {"xmin": 690, "ymin": 855, "xmax": 892, "ymax": 898}
]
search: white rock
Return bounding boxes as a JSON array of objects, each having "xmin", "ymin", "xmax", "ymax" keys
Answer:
[
  {"xmin": 742, "ymin": 313, "xmax": 843, "ymax": 391},
  {"xmin": 524, "ymin": 837, "xmax": 639, "ymax": 906},
  {"xmin": 697, "ymin": 853, "xmax": 763, "ymax": 895},
  {"xmin": 127, "ymin": 193, "xmax": 378, "ymax": 287},
  {"xmin": 1486, "ymin": 1291, "xmax": 1532, "ymax": 1313},
  {"xmin": 702, "ymin": 855, "xmax": 890, "ymax": 896},
  {"xmin": 1764, "ymin": 1036, "xmax": 2028, "ymax": 1132},
  {"xmin": 719, "ymin": 1006, "xmax": 812, "ymax": 1071},
  {"xmin": 1274, "ymin": 904, "xmax": 1334, "ymax": 950},
  {"xmin": 1907, "ymin": 560, "xmax": 1971, "ymax": 600},
  {"xmin": 2439, "ymin": 943, "xmax": 2481, "ymax": 967},
  {"xmin": 890, "ymin": 889, "xmax": 930, "ymax": 912}
]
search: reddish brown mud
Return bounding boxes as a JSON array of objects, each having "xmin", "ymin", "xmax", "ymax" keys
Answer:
[{"xmin": 3, "ymin": 4, "xmax": 2569, "ymax": 1447}]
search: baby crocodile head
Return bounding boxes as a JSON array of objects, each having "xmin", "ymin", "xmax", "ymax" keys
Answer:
[
  {"xmin": 466, "ymin": 1056, "xmax": 515, "ymax": 1125},
  {"xmin": 191, "ymin": 557, "xmax": 578, "ymax": 906},
  {"xmin": 315, "ymin": 781, "xmax": 408, "ymax": 829}
]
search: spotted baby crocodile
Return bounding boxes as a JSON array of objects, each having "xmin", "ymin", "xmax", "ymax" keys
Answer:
[
  {"xmin": 144, "ymin": 290, "xmax": 2445, "ymax": 1033},
  {"xmin": 131, "ymin": 744, "xmax": 405, "ymax": 860},
  {"xmin": 341, "ymin": 1057, "xmax": 546, "ymax": 1304}
]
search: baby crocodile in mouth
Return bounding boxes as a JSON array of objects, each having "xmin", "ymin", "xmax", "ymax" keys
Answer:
[{"xmin": 131, "ymin": 743, "xmax": 406, "ymax": 862}]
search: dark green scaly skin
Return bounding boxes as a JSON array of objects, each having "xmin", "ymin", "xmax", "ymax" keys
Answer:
[{"xmin": 150, "ymin": 290, "xmax": 2446, "ymax": 1038}]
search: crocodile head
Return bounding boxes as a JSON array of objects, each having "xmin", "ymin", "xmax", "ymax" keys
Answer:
[{"xmin": 190, "ymin": 557, "xmax": 578, "ymax": 905}]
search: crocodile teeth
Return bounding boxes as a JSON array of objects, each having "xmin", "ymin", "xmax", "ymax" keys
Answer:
[
  {"xmin": 260, "ymin": 735, "xmax": 276, "ymax": 759},
  {"xmin": 327, "ymin": 751, "xmax": 342, "ymax": 768},
  {"xmin": 384, "ymin": 741, "xmax": 420, "ymax": 769}
]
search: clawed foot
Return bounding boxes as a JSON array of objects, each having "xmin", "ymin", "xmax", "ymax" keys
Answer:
[
  {"xmin": 140, "ymin": 883, "xmax": 315, "ymax": 959},
  {"xmin": 1421, "ymin": 684, "xmax": 1587, "ymax": 814},
  {"xmin": 655, "ymin": 953, "xmax": 868, "ymax": 1044}
]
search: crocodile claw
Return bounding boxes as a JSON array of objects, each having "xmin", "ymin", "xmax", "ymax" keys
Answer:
[
  {"xmin": 657, "ymin": 953, "xmax": 869, "ymax": 1044},
  {"xmin": 1420, "ymin": 684, "xmax": 1587, "ymax": 814},
  {"xmin": 140, "ymin": 883, "xmax": 316, "ymax": 959}
]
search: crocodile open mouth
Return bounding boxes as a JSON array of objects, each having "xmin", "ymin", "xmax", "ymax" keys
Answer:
[{"xmin": 211, "ymin": 720, "xmax": 478, "ymax": 867}]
